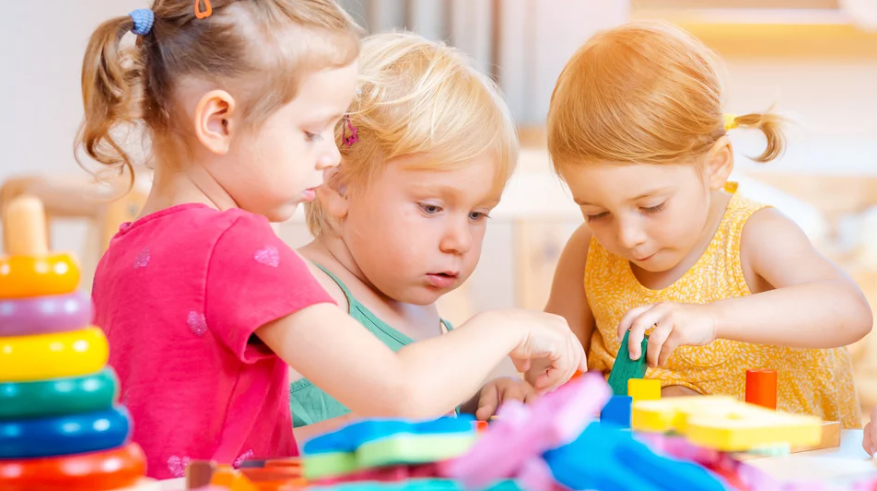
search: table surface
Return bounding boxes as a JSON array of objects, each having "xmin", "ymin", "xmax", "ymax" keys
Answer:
[{"xmin": 156, "ymin": 430, "xmax": 875, "ymax": 489}]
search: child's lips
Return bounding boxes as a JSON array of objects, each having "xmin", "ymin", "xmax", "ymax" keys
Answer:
[
  {"xmin": 426, "ymin": 272, "xmax": 459, "ymax": 288},
  {"xmin": 300, "ymin": 188, "xmax": 317, "ymax": 202}
]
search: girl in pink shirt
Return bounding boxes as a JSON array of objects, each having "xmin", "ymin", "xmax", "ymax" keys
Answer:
[{"xmin": 78, "ymin": 0, "xmax": 585, "ymax": 480}]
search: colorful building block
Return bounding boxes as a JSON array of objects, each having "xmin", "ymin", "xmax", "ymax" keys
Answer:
[
  {"xmin": 607, "ymin": 332, "xmax": 649, "ymax": 396},
  {"xmin": 745, "ymin": 369, "xmax": 777, "ymax": 410},
  {"xmin": 601, "ymin": 396, "xmax": 633, "ymax": 428},
  {"xmin": 302, "ymin": 417, "xmax": 477, "ymax": 480},
  {"xmin": 543, "ymin": 421, "xmax": 727, "ymax": 491},
  {"xmin": 631, "ymin": 396, "xmax": 821, "ymax": 452},
  {"xmin": 628, "ymin": 378, "xmax": 661, "ymax": 403}
]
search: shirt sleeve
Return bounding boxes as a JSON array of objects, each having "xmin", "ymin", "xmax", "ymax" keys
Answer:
[{"xmin": 205, "ymin": 212, "xmax": 334, "ymax": 363}]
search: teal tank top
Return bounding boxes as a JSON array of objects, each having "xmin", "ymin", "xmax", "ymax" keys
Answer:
[{"xmin": 290, "ymin": 264, "xmax": 453, "ymax": 427}]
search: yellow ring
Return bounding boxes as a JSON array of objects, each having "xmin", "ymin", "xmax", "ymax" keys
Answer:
[
  {"xmin": 0, "ymin": 327, "xmax": 108, "ymax": 382},
  {"xmin": 0, "ymin": 253, "xmax": 81, "ymax": 299}
]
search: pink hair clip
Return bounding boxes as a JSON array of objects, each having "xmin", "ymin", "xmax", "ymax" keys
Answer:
[{"xmin": 342, "ymin": 115, "xmax": 358, "ymax": 147}]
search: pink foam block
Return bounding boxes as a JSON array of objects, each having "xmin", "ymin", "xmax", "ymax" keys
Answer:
[{"xmin": 442, "ymin": 373, "xmax": 611, "ymax": 489}]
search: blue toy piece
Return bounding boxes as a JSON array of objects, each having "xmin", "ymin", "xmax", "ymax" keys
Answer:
[
  {"xmin": 0, "ymin": 406, "xmax": 131, "ymax": 458},
  {"xmin": 307, "ymin": 479, "xmax": 523, "ymax": 491},
  {"xmin": 544, "ymin": 423, "xmax": 730, "ymax": 491},
  {"xmin": 600, "ymin": 395, "xmax": 632, "ymax": 429},
  {"xmin": 303, "ymin": 416, "xmax": 478, "ymax": 480}
]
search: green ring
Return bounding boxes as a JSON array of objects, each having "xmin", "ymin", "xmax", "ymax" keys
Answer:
[{"xmin": 0, "ymin": 367, "xmax": 118, "ymax": 420}]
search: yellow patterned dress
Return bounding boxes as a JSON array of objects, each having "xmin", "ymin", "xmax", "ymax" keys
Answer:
[{"xmin": 585, "ymin": 188, "xmax": 862, "ymax": 428}]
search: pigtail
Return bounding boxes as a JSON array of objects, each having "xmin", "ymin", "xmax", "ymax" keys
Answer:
[
  {"xmin": 732, "ymin": 111, "xmax": 787, "ymax": 163},
  {"xmin": 75, "ymin": 15, "xmax": 142, "ymax": 184}
]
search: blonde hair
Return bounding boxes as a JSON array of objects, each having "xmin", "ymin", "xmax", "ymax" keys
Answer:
[
  {"xmin": 306, "ymin": 32, "xmax": 518, "ymax": 237},
  {"xmin": 547, "ymin": 21, "xmax": 785, "ymax": 175},
  {"xmin": 76, "ymin": 0, "xmax": 360, "ymax": 184}
]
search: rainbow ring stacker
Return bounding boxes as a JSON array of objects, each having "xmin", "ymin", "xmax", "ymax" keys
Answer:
[
  {"xmin": 0, "ymin": 406, "xmax": 132, "ymax": 459},
  {"xmin": 0, "ymin": 367, "xmax": 118, "ymax": 419},
  {"xmin": 0, "ymin": 253, "xmax": 81, "ymax": 299},
  {"xmin": 0, "ymin": 442, "xmax": 146, "ymax": 491},
  {"xmin": 0, "ymin": 291, "xmax": 93, "ymax": 337},
  {"xmin": 0, "ymin": 327, "xmax": 109, "ymax": 383}
]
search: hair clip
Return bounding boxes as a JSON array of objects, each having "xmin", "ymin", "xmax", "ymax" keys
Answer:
[
  {"xmin": 723, "ymin": 113, "xmax": 738, "ymax": 132},
  {"xmin": 342, "ymin": 115, "xmax": 358, "ymax": 147},
  {"xmin": 194, "ymin": 0, "xmax": 213, "ymax": 19}
]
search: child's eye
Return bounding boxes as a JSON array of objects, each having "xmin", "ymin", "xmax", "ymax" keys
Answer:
[
  {"xmin": 585, "ymin": 212, "xmax": 609, "ymax": 222},
  {"xmin": 469, "ymin": 211, "xmax": 491, "ymax": 221},
  {"xmin": 641, "ymin": 202, "xmax": 666, "ymax": 214},
  {"xmin": 419, "ymin": 203, "xmax": 442, "ymax": 215},
  {"xmin": 305, "ymin": 131, "xmax": 323, "ymax": 143}
]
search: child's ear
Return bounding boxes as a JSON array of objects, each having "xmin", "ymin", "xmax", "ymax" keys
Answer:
[
  {"xmin": 705, "ymin": 136, "xmax": 734, "ymax": 190},
  {"xmin": 318, "ymin": 166, "xmax": 350, "ymax": 220},
  {"xmin": 193, "ymin": 90, "xmax": 237, "ymax": 155}
]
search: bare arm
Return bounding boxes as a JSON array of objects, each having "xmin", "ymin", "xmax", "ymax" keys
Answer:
[
  {"xmin": 544, "ymin": 224, "xmax": 595, "ymax": 351},
  {"xmin": 525, "ymin": 224, "xmax": 595, "ymax": 385},
  {"xmin": 257, "ymin": 305, "xmax": 584, "ymax": 419},
  {"xmin": 715, "ymin": 208, "xmax": 872, "ymax": 347}
]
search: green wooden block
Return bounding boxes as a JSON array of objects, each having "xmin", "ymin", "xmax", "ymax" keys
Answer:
[{"xmin": 607, "ymin": 331, "xmax": 649, "ymax": 396}]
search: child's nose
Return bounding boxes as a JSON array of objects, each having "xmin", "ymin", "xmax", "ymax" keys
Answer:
[
  {"xmin": 616, "ymin": 219, "xmax": 646, "ymax": 249},
  {"xmin": 440, "ymin": 217, "xmax": 472, "ymax": 255},
  {"xmin": 316, "ymin": 142, "xmax": 342, "ymax": 170}
]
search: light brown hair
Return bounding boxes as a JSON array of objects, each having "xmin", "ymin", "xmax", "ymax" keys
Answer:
[
  {"xmin": 76, "ymin": 0, "xmax": 361, "ymax": 183},
  {"xmin": 548, "ymin": 21, "xmax": 784, "ymax": 175},
  {"xmin": 306, "ymin": 32, "xmax": 518, "ymax": 236}
]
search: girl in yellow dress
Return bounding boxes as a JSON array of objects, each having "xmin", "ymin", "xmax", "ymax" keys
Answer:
[{"xmin": 537, "ymin": 21, "xmax": 871, "ymax": 428}]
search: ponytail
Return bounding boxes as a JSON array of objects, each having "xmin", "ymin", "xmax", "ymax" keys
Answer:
[
  {"xmin": 76, "ymin": 15, "xmax": 141, "ymax": 185},
  {"xmin": 726, "ymin": 111, "xmax": 786, "ymax": 163}
]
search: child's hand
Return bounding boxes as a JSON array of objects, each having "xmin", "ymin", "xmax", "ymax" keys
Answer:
[
  {"xmin": 617, "ymin": 302, "xmax": 718, "ymax": 367},
  {"xmin": 863, "ymin": 407, "xmax": 877, "ymax": 456},
  {"xmin": 467, "ymin": 377, "xmax": 538, "ymax": 421},
  {"xmin": 490, "ymin": 310, "xmax": 586, "ymax": 393}
]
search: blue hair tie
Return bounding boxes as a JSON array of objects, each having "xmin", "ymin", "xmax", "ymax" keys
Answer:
[{"xmin": 129, "ymin": 8, "xmax": 155, "ymax": 36}]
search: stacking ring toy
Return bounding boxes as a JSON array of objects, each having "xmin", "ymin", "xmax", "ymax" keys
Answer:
[
  {"xmin": 0, "ymin": 253, "xmax": 80, "ymax": 299},
  {"xmin": 0, "ymin": 327, "xmax": 108, "ymax": 383},
  {"xmin": 0, "ymin": 442, "xmax": 145, "ymax": 491},
  {"xmin": 0, "ymin": 291, "xmax": 92, "ymax": 337},
  {"xmin": 0, "ymin": 367, "xmax": 118, "ymax": 419},
  {"xmin": 0, "ymin": 406, "xmax": 131, "ymax": 458}
]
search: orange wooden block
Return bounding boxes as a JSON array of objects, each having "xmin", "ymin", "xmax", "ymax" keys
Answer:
[{"xmin": 745, "ymin": 369, "xmax": 777, "ymax": 410}]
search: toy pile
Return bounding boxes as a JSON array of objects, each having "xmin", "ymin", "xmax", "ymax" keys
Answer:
[{"xmin": 0, "ymin": 196, "xmax": 148, "ymax": 491}]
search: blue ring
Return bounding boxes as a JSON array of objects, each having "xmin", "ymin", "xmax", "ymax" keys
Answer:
[{"xmin": 0, "ymin": 406, "xmax": 131, "ymax": 459}]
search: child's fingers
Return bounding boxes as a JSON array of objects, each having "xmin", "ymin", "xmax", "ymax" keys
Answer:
[
  {"xmin": 647, "ymin": 320, "xmax": 673, "ymax": 367},
  {"xmin": 617, "ymin": 305, "xmax": 653, "ymax": 340},
  {"xmin": 863, "ymin": 424, "xmax": 873, "ymax": 456},
  {"xmin": 626, "ymin": 307, "xmax": 665, "ymax": 360},
  {"xmin": 512, "ymin": 358, "xmax": 532, "ymax": 373},
  {"xmin": 476, "ymin": 385, "xmax": 500, "ymax": 421}
]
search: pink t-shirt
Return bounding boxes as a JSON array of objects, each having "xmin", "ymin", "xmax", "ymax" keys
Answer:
[{"xmin": 92, "ymin": 204, "xmax": 333, "ymax": 480}]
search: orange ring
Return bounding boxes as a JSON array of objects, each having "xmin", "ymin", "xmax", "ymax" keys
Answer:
[
  {"xmin": 194, "ymin": 0, "xmax": 213, "ymax": 19},
  {"xmin": 0, "ymin": 253, "xmax": 80, "ymax": 299}
]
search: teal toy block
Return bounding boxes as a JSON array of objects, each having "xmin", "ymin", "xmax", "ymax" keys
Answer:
[{"xmin": 607, "ymin": 331, "xmax": 649, "ymax": 396}]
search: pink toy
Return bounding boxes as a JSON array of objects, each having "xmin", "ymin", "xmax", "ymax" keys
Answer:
[{"xmin": 442, "ymin": 373, "xmax": 611, "ymax": 490}]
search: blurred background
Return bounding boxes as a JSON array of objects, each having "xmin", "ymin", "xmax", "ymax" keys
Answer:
[{"xmin": 1, "ymin": 1, "xmax": 876, "ymax": 415}]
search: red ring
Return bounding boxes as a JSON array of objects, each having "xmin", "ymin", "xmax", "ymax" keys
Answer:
[{"xmin": 0, "ymin": 442, "xmax": 145, "ymax": 491}]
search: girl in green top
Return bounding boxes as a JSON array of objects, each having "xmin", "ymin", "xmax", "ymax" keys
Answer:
[{"xmin": 294, "ymin": 32, "xmax": 538, "ymax": 441}]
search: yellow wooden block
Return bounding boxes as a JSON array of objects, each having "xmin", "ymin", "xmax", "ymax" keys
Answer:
[
  {"xmin": 631, "ymin": 396, "xmax": 821, "ymax": 452},
  {"xmin": 628, "ymin": 379, "xmax": 661, "ymax": 402}
]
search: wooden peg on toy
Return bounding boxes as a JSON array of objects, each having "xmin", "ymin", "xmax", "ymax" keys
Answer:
[
  {"xmin": 745, "ymin": 369, "xmax": 777, "ymax": 410},
  {"xmin": 3, "ymin": 195, "xmax": 48, "ymax": 256}
]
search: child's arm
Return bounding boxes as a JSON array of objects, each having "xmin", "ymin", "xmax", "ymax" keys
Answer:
[
  {"xmin": 545, "ymin": 224, "xmax": 596, "ymax": 350},
  {"xmin": 525, "ymin": 224, "xmax": 595, "ymax": 385},
  {"xmin": 621, "ymin": 208, "xmax": 873, "ymax": 366},
  {"xmin": 257, "ymin": 305, "xmax": 585, "ymax": 419}
]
